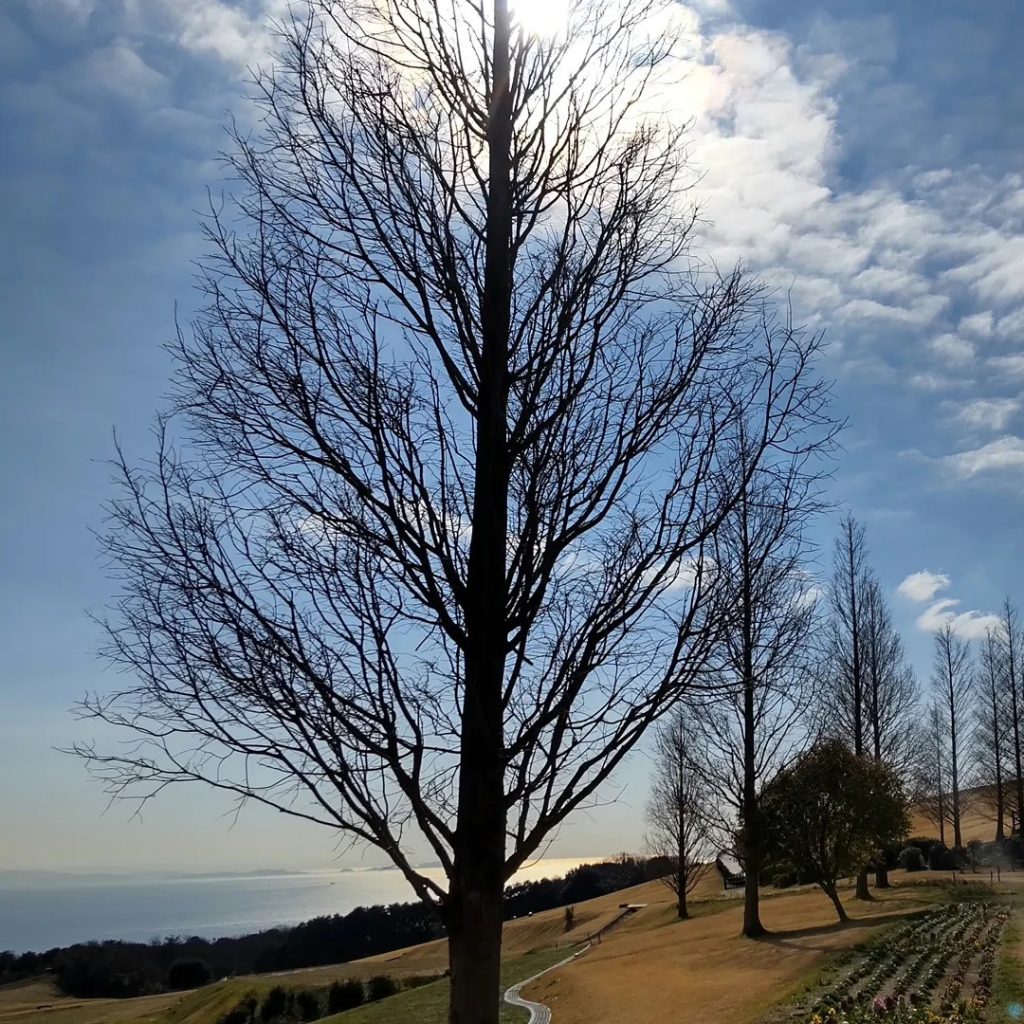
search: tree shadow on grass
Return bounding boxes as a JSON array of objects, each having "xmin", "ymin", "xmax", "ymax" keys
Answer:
[{"xmin": 752, "ymin": 907, "xmax": 932, "ymax": 952}]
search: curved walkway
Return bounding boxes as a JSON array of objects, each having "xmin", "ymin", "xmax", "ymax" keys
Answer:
[{"xmin": 503, "ymin": 946, "xmax": 590, "ymax": 1024}]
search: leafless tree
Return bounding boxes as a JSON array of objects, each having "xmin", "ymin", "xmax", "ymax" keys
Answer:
[
  {"xmin": 932, "ymin": 623, "xmax": 973, "ymax": 849},
  {"xmin": 645, "ymin": 709, "xmax": 713, "ymax": 919},
  {"xmin": 820, "ymin": 515, "xmax": 872, "ymax": 898},
  {"xmin": 999, "ymin": 599, "xmax": 1024, "ymax": 832},
  {"xmin": 689, "ymin": 433, "xmax": 826, "ymax": 937},
  {"xmin": 71, "ymin": 1, "xmax": 832, "ymax": 1020},
  {"xmin": 860, "ymin": 579, "xmax": 919, "ymax": 885},
  {"xmin": 913, "ymin": 701, "xmax": 949, "ymax": 846},
  {"xmin": 975, "ymin": 628, "xmax": 1008, "ymax": 841}
]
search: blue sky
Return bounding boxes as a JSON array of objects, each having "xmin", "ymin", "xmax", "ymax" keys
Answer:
[{"xmin": 1, "ymin": 0, "xmax": 1022, "ymax": 874}]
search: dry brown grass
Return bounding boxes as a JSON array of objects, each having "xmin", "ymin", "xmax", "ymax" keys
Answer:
[
  {"xmin": 0, "ymin": 978, "xmax": 179, "ymax": 1024},
  {"xmin": 522, "ymin": 882, "xmax": 943, "ymax": 1024}
]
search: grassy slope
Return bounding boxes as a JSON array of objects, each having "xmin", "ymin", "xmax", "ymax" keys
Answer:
[
  {"xmin": 320, "ymin": 948, "xmax": 573, "ymax": 1024},
  {"xmin": 522, "ymin": 880, "xmax": 950, "ymax": 1024}
]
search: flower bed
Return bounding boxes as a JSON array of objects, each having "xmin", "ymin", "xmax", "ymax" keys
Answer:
[{"xmin": 797, "ymin": 901, "xmax": 1009, "ymax": 1024}]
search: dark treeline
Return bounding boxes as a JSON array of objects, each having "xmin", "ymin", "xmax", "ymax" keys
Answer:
[{"xmin": 0, "ymin": 857, "xmax": 655, "ymax": 998}]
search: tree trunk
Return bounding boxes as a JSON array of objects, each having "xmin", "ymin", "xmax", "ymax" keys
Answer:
[
  {"xmin": 677, "ymin": 805, "xmax": 688, "ymax": 919},
  {"xmin": 875, "ymin": 865, "xmax": 889, "ymax": 888},
  {"xmin": 855, "ymin": 868, "xmax": 871, "ymax": 900},
  {"xmin": 448, "ymin": 880, "xmax": 505, "ymax": 1024},
  {"xmin": 1009, "ymin": 631, "xmax": 1024, "ymax": 833},
  {"xmin": 823, "ymin": 883, "xmax": 849, "ymax": 923},
  {"xmin": 448, "ymin": 0, "xmax": 514, "ymax": 1019},
  {"xmin": 740, "ymin": 488, "xmax": 766, "ymax": 938},
  {"xmin": 947, "ymin": 657, "xmax": 963, "ymax": 850}
]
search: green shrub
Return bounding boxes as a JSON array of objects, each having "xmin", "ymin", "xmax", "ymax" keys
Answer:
[
  {"xmin": 259, "ymin": 985, "xmax": 289, "ymax": 1022},
  {"xmin": 898, "ymin": 846, "xmax": 925, "ymax": 871},
  {"xmin": 327, "ymin": 978, "xmax": 365, "ymax": 1012},
  {"xmin": 367, "ymin": 974, "xmax": 399, "ymax": 1002},
  {"xmin": 402, "ymin": 974, "xmax": 437, "ymax": 991},
  {"xmin": 293, "ymin": 989, "xmax": 321, "ymax": 1022}
]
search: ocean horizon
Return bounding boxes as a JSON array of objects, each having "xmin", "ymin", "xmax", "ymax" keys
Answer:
[{"xmin": 0, "ymin": 855, "xmax": 602, "ymax": 954}]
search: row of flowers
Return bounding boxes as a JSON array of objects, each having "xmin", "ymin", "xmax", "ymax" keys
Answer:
[{"xmin": 805, "ymin": 901, "xmax": 1007, "ymax": 1024}]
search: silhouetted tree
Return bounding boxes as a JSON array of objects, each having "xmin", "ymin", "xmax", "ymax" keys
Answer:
[
  {"xmin": 932, "ymin": 623, "xmax": 972, "ymax": 849},
  {"xmin": 999, "ymin": 600, "xmax": 1024, "ymax": 832},
  {"xmin": 976, "ymin": 628, "xmax": 1008, "ymax": 841},
  {"xmin": 912, "ymin": 701, "xmax": 949, "ymax": 846},
  {"xmin": 760, "ymin": 740, "xmax": 907, "ymax": 923},
  {"xmin": 168, "ymin": 958, "xmax": 213, "ymax": 991},
  {"xmin": 74, "ymin": 1, "xmax": 832, "ymax": 1021},
  {"xmin": 645, "ymin": 709, "xmax": 713, "ymax": 919},
  {"xmin": 860, "ymin": 579, "xmax": 918, "ymax": 886},
  {"xmin": 821, "ymin": 516, "xmax": 872, "ymax": 899},
  {"xmin": 691, "ymin": 430, "xmax": 826, "ymax": 936}
]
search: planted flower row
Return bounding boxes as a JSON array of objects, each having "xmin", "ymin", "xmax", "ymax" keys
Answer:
[{"xmin": 805, "ymin": 902, "xmax": 1007, "ymax": 1024}]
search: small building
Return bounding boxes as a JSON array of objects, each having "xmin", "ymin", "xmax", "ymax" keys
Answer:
[{"xmin": 715, "ymin": 852, "xmax": 745, "ymax": 890}]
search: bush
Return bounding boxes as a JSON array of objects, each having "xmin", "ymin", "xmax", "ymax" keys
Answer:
[
  {"xmin": 898, "ymin": 847, "xmax": 925, "ymax": 872},
  {"xmin": 564, "ymin": 905, "xmax": 575, "ymax": 932},
  {"xmin": 293, "ymin": 989, "xmax": 321, "ymax": 1021},
  {"xmin": 402, "ymin": 974, "xmax": 438, "ymax": 991},
  {"xmin": 220, "ymin": 995, "xmax": 258, "ymax": 1024},
  {"xmin": 367, "ymin": 974, "xmax": 399, "ymax": 1002},
  {"xmin": 259, "ymin": 986, "xmax": 289, "ymax": 1022},
  {"xmin": 327, "ymin": 978, "xmax": 365, "ymax": 1012},
  {"xmin": 168, "ymin": 958, "xmax": 213, "ymax": 990}
]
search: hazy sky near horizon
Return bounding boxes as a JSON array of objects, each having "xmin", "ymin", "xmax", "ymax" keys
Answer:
[{"xmin": 1, "ymin": 0, "xmax": 1022, "ymax": 876}]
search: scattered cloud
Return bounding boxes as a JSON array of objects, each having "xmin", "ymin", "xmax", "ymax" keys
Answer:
[
  {"xmin": 914, "ymin": 598, "xmax": 1001, "ymax": 640},
  {"xmin": 929, "ymin": 334, "xmax": 974, "ymax": 367},
  {"xmin": 939, "ymin": 436, "xmax": 1024, "ymax": 480},
  {"xmin": 68, "ymin": 41, "xmax": 169, "ymax": 106},
  {"xmin": 899, "ymin": 570, "xmax": 1000, "ymax": 639},
  {"xmin": 955, "ymin": 397, "xmax": 1019, "ymax": 433},
  {"xmin": 897, "ymin": 570, "xmax": 950, "ymax": 603}
]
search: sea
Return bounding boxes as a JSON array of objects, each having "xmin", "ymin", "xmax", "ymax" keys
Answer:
[{"xmin": 0, "ymin": 856, "xmax": 597, "ymax": 954}]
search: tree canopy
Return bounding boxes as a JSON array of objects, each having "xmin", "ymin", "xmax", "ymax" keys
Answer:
[{"xmin": 760, "ymin": 740, "xmax": 908, "ymax": 922}]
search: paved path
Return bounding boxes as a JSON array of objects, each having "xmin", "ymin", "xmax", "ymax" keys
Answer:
[{"xmin": 503, "ymin": 946, "xmax": 590, "ymax": 1024}]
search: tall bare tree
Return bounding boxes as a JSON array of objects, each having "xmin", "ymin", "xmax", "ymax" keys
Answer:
[
  {"xmin": 932, "ymin": 623, "xmax": 973, "ymax": 849},
  {"xmin": 860, "ymin": 579, "xmax": 918, "ymax": 885},
  {"xmin": 1000, "ymin": 599, "xmax": 1024, "ymax": 832},
  {"xmin": 645, "ymin": 709, "xmax": 713, "ymax": 920},
  {"xmin": 976, "ymin": 628, "xmax": 1008, "ymax": 841},
  {"xmin": 913, "ymin": 701, "xmax": 949, "ymax": 846},
  {"xmin": 691, "ymin": 431, "xmax": 826, "ymax": 937},
  {"xmin": 72, "ymin": 1, "xmax": 831, "ymax": 1020},
  {"xmin": 821, "ymin": 514, "xmax": 872, "ymax": 898}
]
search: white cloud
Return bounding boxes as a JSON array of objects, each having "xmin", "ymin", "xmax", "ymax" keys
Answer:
[
  {"xmin": 897, "ymin": 570, "xmax": 950, "ymax": 603},
  {"xmin": 70, "ymin": 41, "xmax": 169, "ymax": 105},
  {"xmin": 915, "ymin": 598, "xmax": 1001, "ymax": 640},
  {"xmin": 929, "ymin": 334, "xmax": 974, "ymax": 367},
  {"xmin": 898, "ymin": 570, "xmax": 999, "ymax": 639},
  {"xmin": 939, "ymin": 436, "xmax": 1024, "ymax": 479},
  {"xmin": 955, "ymin": 397, "xmax": 1019, "ymax": 432}
]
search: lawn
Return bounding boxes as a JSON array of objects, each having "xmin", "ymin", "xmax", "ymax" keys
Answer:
[{"xmin": 320, "ymin": 947, "xmax": 573, "ymax": 1024}]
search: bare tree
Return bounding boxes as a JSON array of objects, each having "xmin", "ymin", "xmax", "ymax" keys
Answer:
[
  {"xmin": 932, "ymin": 623, "xmax": 973, "ymax": 849},
  {"xmin": 1000, "ymin": 599, "xmax": 1024, "ymax": 832},
  {"xmin": 976, "ymin": 628, "xmax": 1008, "ymax": 841},
  {"xmin": 860, "ymin": 579, "xmax": 918, "ymax": 885},
  {"xmin": 72, "ymin": 1, "xmax": 832, "ymax": 1020},
  {"xmin": 645, "ymin": 710, "xmax": 713, "ymax": 919},
  {"xmin": 913, "ymin": 701, "xmax": 949, "ymax": 846},
  {"xmin": 691, "ymin": 434, "xmax": 825, "ymax": 937},
  {"xmin": 820, "ymin": 515, "xmax": 872, "ymax": 898}
]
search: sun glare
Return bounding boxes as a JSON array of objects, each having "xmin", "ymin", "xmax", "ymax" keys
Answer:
[{"xmin": 510, "ymin": 0, "xmax": 571, "ymax": 37}]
